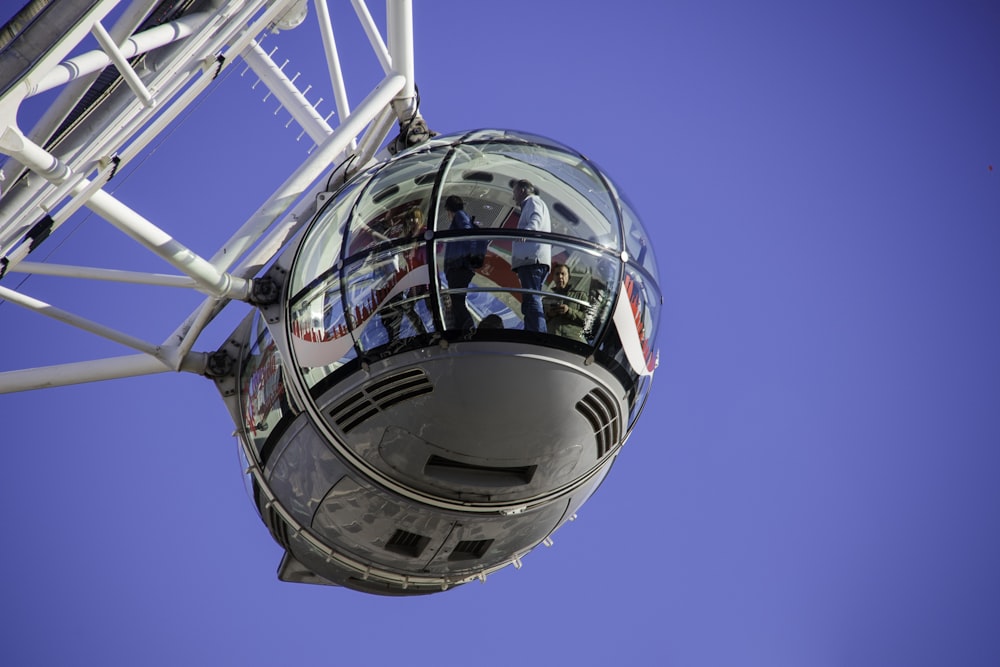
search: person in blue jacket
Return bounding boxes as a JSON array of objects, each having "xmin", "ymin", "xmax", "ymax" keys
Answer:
[{"xmin": 443, "ymin": 195, "xmax": 476, "ymax": 332}]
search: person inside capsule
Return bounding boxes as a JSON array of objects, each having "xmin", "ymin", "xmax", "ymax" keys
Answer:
[
  {"xmin": 510, "ymin": 179, "xmax": 551, "ymax": 333},
  {"xmin": 544, "ymin": 262, "xmax": 588, "ymax": 342}
]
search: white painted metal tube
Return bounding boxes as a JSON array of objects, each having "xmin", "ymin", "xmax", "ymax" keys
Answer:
[
  {"xmin": 171, "ymin": 298, "xmax": 216, "ymax": 358},
  {"xmin": 163, "ymin": 74, "xmax": 406, "ymax": 365},
  {"xmin": 313, "ymin": 0, "xmax": 352, "ymax": 122},
  {"xmin": 90, "ymin": 20, "xmax": 156, "ymax": 107},
  {"xmin": 0, "ymin": 353, "xmax": 208, "ymax": 394},
  {"xmin": 84, "ymin": 187, "xmax": 252, "ymax": 299},
  {"xmin": 387, "ymin": 0, "xmax": 415, "ymax": 101},
  {"xmin": 1, "ymin": 126, "xmax": 251, "ymax": 299},
  {"xmin": 243, "ymin": 40, "xmax": 332, "ymax": 145},
  {"xmin": 32, "ymin": 13, "xmax": 207, "ymax": 97},
  {"xmin": 351, "ymin": 0, "xmax": 392, "ymax": 73},
  {"xmin": 0, "ymin": 126, "xmax": 71, "ymax": 181},
  {"xmin": 0, "ymin": 285, "xmax": 161, "ymax": 357},
  {"xmin": 208, "ymin": 72, "xmax": 406, "ymax": 271},
  {"xmin": 354, "ymin": 104, "xmax": 396, "ymax": 165},
  {"xmin": 9, "ymin": 261, "xmax": 197, "ymax": 289}
]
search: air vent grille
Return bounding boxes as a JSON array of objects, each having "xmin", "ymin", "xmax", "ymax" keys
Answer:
[
  {"xmin": 328, "ymin": 368, "xmax": 433, "ymax": 432},
  {"xmin": 575, "ymin": 389, "xmax": 621, "ymax": 459},
  {"xmin": 265, "ymin": 506, "xmax": 292, "ymax": 551},
  {"xmin": 385, "ymin": 529, "xmax": 430, "ymax": 558},
  {"xmin": 449, "ymin": 539, "xmax": 494, "ymax": 561}
]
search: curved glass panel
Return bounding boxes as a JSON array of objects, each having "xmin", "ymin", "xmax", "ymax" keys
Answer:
[
  {"xmin": 342, "ymin": 242, "xmax": 434, "ymax": 354},
  {"xmin": 621, "ymin": 197, "xmax": 658, "ymax": 284},
  {"xmin": 286, "ymin": 128, "xmax": 659, "ymax": 374},
  {"xmin": 344, "ymin": 149, "xmax": 446, "ymax": 259},
  {"xmin": 425, "ymin": 134, "xmax": 618, "ymax": 249},
  {"xmin": 627, "ymin": 374, "xmax": 654, "ymax": 434},
  {"xmin": 483, "ymin": 138, "xmax": 619, "ymax": 249},
  {"xmin": 434, "ymin": 236, "xmax": 619, "ymax": 344},
  {"xmin": 620, "ymin": 262, "xmax": 661, "ymax": 375},
  {"xmin": 240, "ymin": 311, "xmax": 291, "ymax": 457},
  {"xmin": 288, "ymin": 266, "xmax": 357, "ymax": 386},
  {"xmin": 288, "ymin": 179, "xmax": 363, "ymax": 296}
]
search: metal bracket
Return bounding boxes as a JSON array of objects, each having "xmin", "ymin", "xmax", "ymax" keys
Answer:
[
  {"xmin": 248, "ymin": 276, "xmax": 280, "ymax": 305},
  {"xmin": 205, "ymin": 349, "xmax": 235, "ymax": 378}
]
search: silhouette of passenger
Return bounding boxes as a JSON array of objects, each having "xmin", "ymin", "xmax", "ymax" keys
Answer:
[
  {"xmin": 511, "ymin": 179, "xmax": 550, "ymax": 332},
  {"xmin": 478, "ymin": 313, "xmax": 504, "ymax": 330},
  {"xmin": 443, "ymin": 195, "xmax": 476, "ymax": 332}
]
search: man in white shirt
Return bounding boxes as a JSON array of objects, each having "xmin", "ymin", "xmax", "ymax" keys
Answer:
[{"xmin": 511, "ymin": 179, "xmax": 551, "ymax": 332}]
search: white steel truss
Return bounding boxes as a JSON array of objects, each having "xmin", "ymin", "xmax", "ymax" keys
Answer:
[{"xmin": 0, "ymin": 0, "xmax": 422, "ymax": 393}]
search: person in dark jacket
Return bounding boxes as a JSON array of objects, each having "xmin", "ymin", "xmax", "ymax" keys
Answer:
[
  {"xmin": 544, "ymin": 262, "xmax": 588, "ymax": 341},
  {"xmin": 443, "ymin": 195, "xmax": 475, "ymax": 332}
]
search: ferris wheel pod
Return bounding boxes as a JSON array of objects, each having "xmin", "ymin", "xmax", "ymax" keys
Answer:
[{"xmin": 221, "ymin": 129, "xmax": 660, "ymax": 594}]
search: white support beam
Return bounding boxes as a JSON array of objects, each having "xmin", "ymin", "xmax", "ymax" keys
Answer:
[
  {"xmin": 0, "ymin": 352, "xmax": 208, "ymax": 394},
  {"xmin": 313, "ymin": 0, "xmax": 353, "ymax": 125},
  {"xmin": 146, "ymin": 71, "xmax": 406, "ymax": 372},
  {"xmin": 243, "ymin": 40, "xmax": 333, "ymax": 145},
  {"xmin": 0, "ymin": 156, "xmax": 119, "ymax": 277},
  {"xmin": 0, "ymin": 284, "xmax": 162, "ymax": 357},
  {"xmin": 354, "ymin": 104, "xmax": 397, "ymax": 166},
  {"xmin": 351, "ymin": 0, "xmax": 392, "ymax": 73},
  {"xmin": 0, "ymin": 126, "xmax": 71, "ymax": 182},
  {"xmin": 84, "ymin": 186, "xmax": 252, "ymax": 299},
  {"xmin": 0, "ymin": 126, "xmax": 251, "ymax": 300},
  {"xmin": 90, "ymin": 20, "xmax": 156, "ymax": 107},
  {"xmin": 207, "ymin": 72, "xmax": 406, "ymax": 272},
  {"xmin": 387, "ymin": 0, "xmax": 416, "ymax": 102},
  {"xmin": 9, "ymin": 262, "xmax": 198, "ymax": 289},
  {"xmin": 162, "ymin": 73, "xmax": 407, "ymax": 365},
  {"xmin": 167, "ymin": 296, "xmax": 219, "ymax": 366},
  {"xmin": 32, "ymin": 13, "xmax": 207, "ymax": 98}
]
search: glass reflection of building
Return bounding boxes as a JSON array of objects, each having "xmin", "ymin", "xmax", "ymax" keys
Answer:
[{"xmin": 229, "ymin": 130, "xmax": 661, "ymax": 595}]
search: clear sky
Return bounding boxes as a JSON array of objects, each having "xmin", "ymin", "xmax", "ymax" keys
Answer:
[{"xmin": 2, "ymin": 1, "xmax": 999, "ymax": 666}]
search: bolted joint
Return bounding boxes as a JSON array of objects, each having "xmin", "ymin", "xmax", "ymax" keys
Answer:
[
  {"xmin": 205, "ymin": 350, "xmax": 235, "ymax": 378},
  {"xmin": 248, "ymin": 277, "xmax": 280, "ymax": 305},
  {"xmin": 387, "ymin": 117, "xmax": 436, "ymax": 155}
]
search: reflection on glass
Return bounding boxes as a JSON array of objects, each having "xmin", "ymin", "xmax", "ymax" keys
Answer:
[
  {"xmin": 621, "ymin": 197, "xmax": 657, "ymax": 284},
  {"xmin": 289, "ymin": 180, "xmax": 362, "ymax": 296},
  {"xmin": 240, "ymin": 312, "xmax": 290, "ymax": 456},
  {"xmin": 436, "ymin": 139, "xmax": 618, "ymax": 249},
  {"xmin": 486, "ymin": 141, "xmax": 619, "ymax": 248},
  {"xmin": 343, "ymin": 243, "xmax": 433, "ymax": 354},
  {"xmin": 606, "ymin": 263, "xmax": 660, "ymax": 378},
  {"xmin": 345, "ymin": 149, "xmax": 444, "ymax": 259},
  {"xmin": 434, "ymin": 237, "xmax": 618, "ymax": 345},
  {"xmin": 285, "ymin": 129, "xmax": 658, "ymax": 374},
  {"xmin": 288, "ymin": 269, "xmax": 357, "ymax": 387},
  {"xmin": 623, "ymin": 264, "xmax": 660, "ymax": 370},
  {"xmin": 627, "ymin": 374, "xmax": 653, "ymax": 433}
]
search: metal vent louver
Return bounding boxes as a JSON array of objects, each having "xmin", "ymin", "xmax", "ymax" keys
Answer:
[
  {"xmin": 385, "ymin": 529, "xmax": 430, "ymax": 558},
  {"xmin": 575, "ymin": 388, "xmax": 621, "ymax": 459},
  {"xmin": 264, "ymin": 506, "xmax": 292, "ymax": 551},
  {"xmin": 329, "ymin": 368, "xmax": 433, "ymax": 432},
  {"xmin": 448, "ymin": 539, "xmax": 494, "ymax": 561}
]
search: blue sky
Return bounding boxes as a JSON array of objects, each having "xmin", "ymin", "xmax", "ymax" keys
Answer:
[{"xmin": 2, "ymin": 1, "xmax": 999, "ymax": 665}]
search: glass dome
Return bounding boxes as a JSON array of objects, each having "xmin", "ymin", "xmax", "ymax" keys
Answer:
[{"xmin": 285, "ymin": 129, "xmax": 660, "ymax": 391}]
